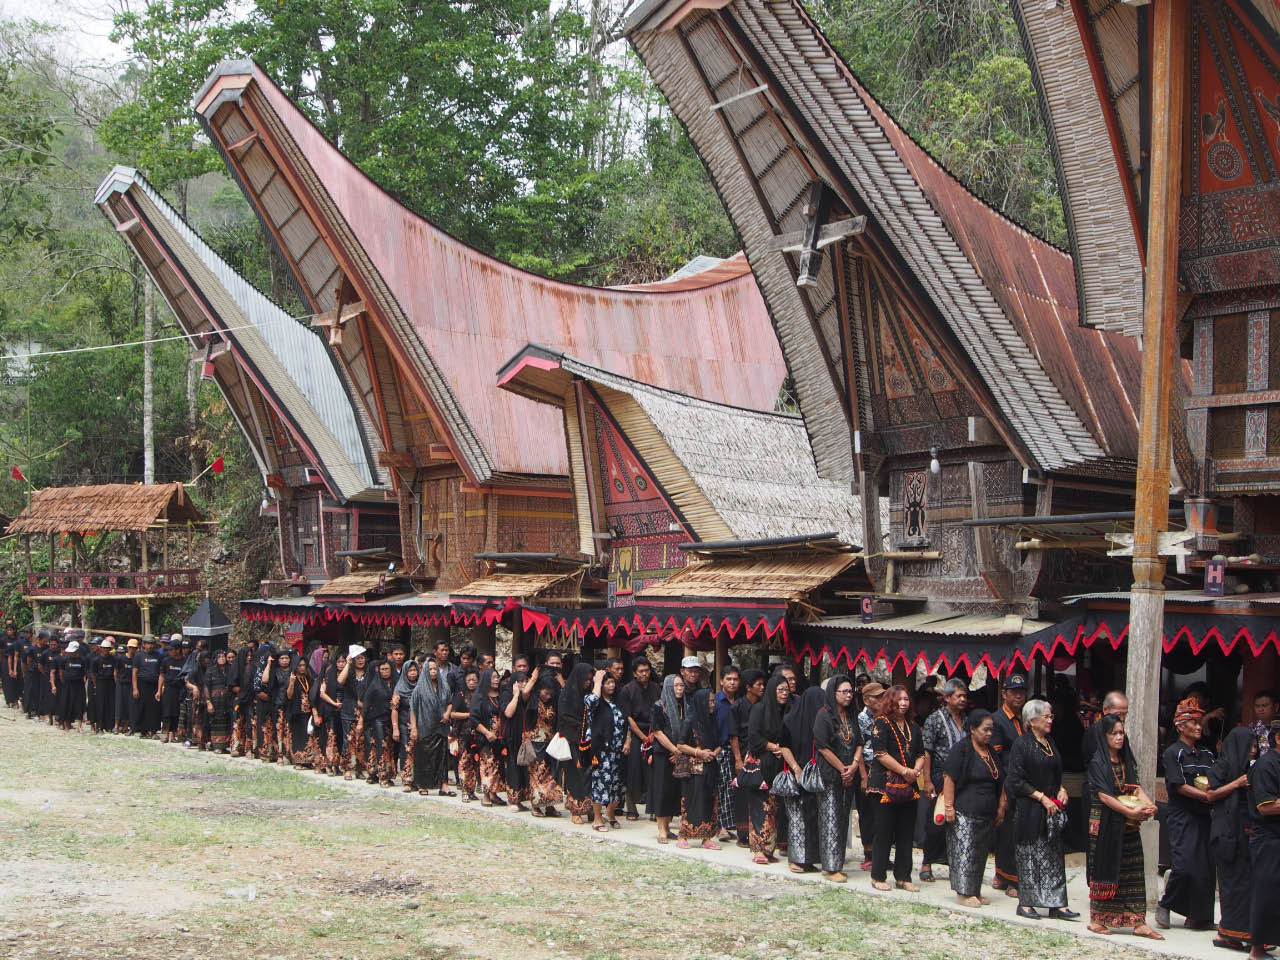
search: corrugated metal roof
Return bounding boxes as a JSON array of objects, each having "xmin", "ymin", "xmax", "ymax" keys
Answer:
[
  {"xmin": 95, "ymin": 167, "xmax": 385, "ymax": 502},
  {"xmin": 815, "ymin": 611, "xmax": 1050, "ymax": 636},
  {"xmin": 193, "ymin": 64, "xmax": 788, "ymax": 484}
]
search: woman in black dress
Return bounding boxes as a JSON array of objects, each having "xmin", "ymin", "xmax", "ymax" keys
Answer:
[
  {"xmin": 648, "ymin": 674, "xmax": 685, "ymax": 843},
  {"xmin": 747, "ymin": 674, "xmax": 801, "ymax": 864},
  {"xmin": 1085, "ymin": 715, "xmax": 1161, "ymax": 938},
  {"xmin": 556, "ymin": 663, "xmax": 595, "ymax": 824},
  {"xmin": 285, "ymin": 657, "xmax": 317, "ymax": 766},
  {"xmin": 448, "ymin": 667, "xmax": 480, "ymax": 801},
  {"xmin": 360, "ymin": 659, "xmax": 396, "ymax": 786},
  {"xmin": 814, "ymin": 674, "xmax": 862, "ymax": 883},
  {"xmin": 1208, "ymin": 726, "xmax": 1258, "ymax": 950},
  {"xmin": 677, "ymin": 687, "xmax": 721, "ymax": 849},
  {"xmin": 89, "ymin": 639, "xmax": 117, "ymax": 733},
  {"xmin": 1005, "ymin": 699, "xmax": 1077, "ymax": 920},
  {"xmin": 409, "ymin": 657, "xmax": 451, "ymax": 796},
  {"xmin": 942, "ymin": 709, "xmax": 1005, "ymax": 906},
  {"xmin": 869, "ymin": 683, "xmax": 924, "ymax": 892},
  {"xmin": 782, "ymin": 686, "xmax": 824, "ymax": 873},
  {"xmin": 391, "ymin": 659, "xmax": 418, "ymax": 788},
  {"xmin": 470, "ymin": 668, "xmax": 510, "ymax": 806},
  {"xmin": 203, "ymin": 649, "xmax": 234, "ymax": 754}
]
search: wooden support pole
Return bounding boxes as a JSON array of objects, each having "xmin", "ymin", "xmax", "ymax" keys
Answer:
[
  {"xmin": 1129, "ymin": 0, "xmax": 1188, "ymax": 910},
  {"xmin": 714, "ymin": 632, "xmax": 728, "ymax": 690}
]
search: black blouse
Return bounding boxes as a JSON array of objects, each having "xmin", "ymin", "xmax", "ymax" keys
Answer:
[
  {"xmin": 944, "ymin": 740, "xmax": 1002, "ymax": 818},
  {"xmin": 813, "ymin": 706, "xmax": 860, "ymax": 783},
  {"xmin": 869, "ymin": 717, "xmax": 923, "ymax": 792},
  {"xmin": 1005, "ymin": 732, "xmax": 1064, "ymax": 842},
  {"xmin": 1250, "ymin": 749, "xmax": 1280, "ymax": 838}
]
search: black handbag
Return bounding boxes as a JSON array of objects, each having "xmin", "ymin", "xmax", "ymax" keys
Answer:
[
  {"xmin": 800, "ymin": 751, "xmax": 825, "ymax": 794},
  {"xmin": 735, "ymin": 755, "xmax": 766, "ymax": 791},
  {"xmin": 771, "ymin": 769, "xmax": 800, "ymax": 798}
]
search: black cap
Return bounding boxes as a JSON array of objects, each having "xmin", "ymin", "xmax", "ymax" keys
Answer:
[{"xmin": 1005, "ymin": 674, "xmax": 1028, "ymax": 690}]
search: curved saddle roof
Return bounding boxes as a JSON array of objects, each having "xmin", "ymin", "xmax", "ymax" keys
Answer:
[{"xmin": 193, "ymin": 62, "xmax": 787, "ymax": 484}]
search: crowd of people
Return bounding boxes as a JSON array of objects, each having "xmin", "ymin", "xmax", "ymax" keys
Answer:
[{"xmin": 2, "ymin": 618, "xmax": 1278, "ymax": 956}]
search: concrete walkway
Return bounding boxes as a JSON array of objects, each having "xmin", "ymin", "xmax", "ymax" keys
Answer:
[{"xmin": 143, "ymin": 735, "xmax": 1225, "ymax": 959}]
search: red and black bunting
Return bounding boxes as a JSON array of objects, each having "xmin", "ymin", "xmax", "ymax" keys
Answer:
[
  {"xmin": 519, "ymin": 601, "xmax": 788, "ymax": 647},
  {"xmin": 519, "ymin": 604, "xmax": 638, "ymax": 641},
  {"xmin": 787, "ymin": 624, "xmax": 1022, "ymax": 677}
]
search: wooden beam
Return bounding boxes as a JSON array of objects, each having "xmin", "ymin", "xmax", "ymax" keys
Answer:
[
  {"xmin": 427, "ymin": 443, "xmax": 454, "ymax": 461},
  {"xmin": 1127, "ymin": 0, "xmax": 1188, "ymax": 912},
  {"xmin": 795, "ymin": 182, "xmax": 834, "ymax": 288},
  {"xmin": 226, "ymin": 130, "xmax": 259, "ymax": 154},
  {"xmin": 377, "ymin": 451, "xmax": 416, "ymax": 469},
  {"xmin": 114, "ymin": 217, "xmax": 140, "ymax": 234},
  {"xmin": 766, "ymin": 215, "xmax": 867, "ymax": 253}
]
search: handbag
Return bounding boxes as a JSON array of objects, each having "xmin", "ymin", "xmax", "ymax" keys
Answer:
[
  {"xmin": 771, "ymin": 768, "xmax": 800, "ymax": 798},
  {"xmin": 671, "ymin": 752, "xmax": 694, "ymax": 779},
  {"xmin": 932, "ymin": 791, "xmax": 947, "ymax": 824},
  {"xmin": 800, "ymin": 745, "xmax": 824, "ymax": 793},
  {"xmin": 448, "ymin": 736, "xmax": 460, "ymax": 757},
  {"xmin": 735, "ymin": 755, "xmax": 766, "ymax": 791},
  {"xmin": 883, "ymin": 777, "xmax": 917, "ymax": 804},
  {"xmin": 516, "ymin": 738, "xmax": 537, "ymax": 767},
  {"xmin": 546, "ymin": 732, "xmax": 572, "ymax": 762}
]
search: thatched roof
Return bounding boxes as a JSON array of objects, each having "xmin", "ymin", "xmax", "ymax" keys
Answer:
[
  {"xmin": 637, "ymin": 552, "xmax": 857, "ymax": 601},
  {"xmin": 7, "ymin": 483, "xmax": 204, "ymax": 535},
  {"xmin": 499, "ymin": 346, "xmax": 862, "ymax": 547},
  {"xmin": 452, "ymin": 569, "xmax": 583, "ymax": 601}
]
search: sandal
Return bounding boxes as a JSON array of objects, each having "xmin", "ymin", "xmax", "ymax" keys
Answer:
[
  {"xmin": 871, "ymin": 880, "xmax": 891, "ymax": 891},
  {"xmin": 625, "ymin": 813, "xmax": 640, "ymax": 821},
  {"xmin": 593, "ymin": 823, "xmax": 609, "ymax": 832},
  {"xmin": 753, "ymin": 854, "xmax": 770, "ymax": 865},
  {"xmin": 919, "ymin": 866, "xmax": 935, "ymax": 883},
  {"xmin": 896, "ymin": 881, "xmax": 920, "ymax": 893},
  {"xmin": 531, "ymin": 809, "xmax": 546, "ymax": 818},
  {"xmin": 790, "ymin": 864, "xmax": 806, "ymax": 873},
  {"xmin": 544, "ymin": 808, "xmax": 561, "ymax": 818},
  {"xmin": 1087, "ymin": 922, "xmax": 1111, "ymax": 935},
  {"xmin": 1133, "ymin": 925, "xmax": 1164, "ymax": 941},
  {"xmin": 1213, "ymin": 938, "xmax": 1249, "ymax": 952},
  {"xmin": 657, "ymin": 835, "xmax": 670, "ymax": 844},
  {"xmin": 676, "ymin": 839, "xmax": 690, "ymax": 848},
  {"xmin": 701, "ymin": 840, "xmax": 721, "ymax": 850},
  {"xmin": 608, "ymin": 820, "xmax": 621, "ymax": 829}
]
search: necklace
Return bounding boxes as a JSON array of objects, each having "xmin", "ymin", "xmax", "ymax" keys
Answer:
[
  {"xmin": 976, "ymin": 746, "xmax": 998, "ymax": 780},
  {"xmin": 886, "ymin": 718, "xmax": 913, "ymax": 763},
  {"xmin": 1034, "ymin": 735, "xmax": 1055, "ymax": 758},
  {"xmin": 837, "ymin": 711, "xmax": 853, "ymax": 743}
]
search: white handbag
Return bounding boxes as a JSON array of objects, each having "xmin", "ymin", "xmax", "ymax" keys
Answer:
[{"xmin": 546, "ymin": 732, "xmax": 572, "ymax": 762}]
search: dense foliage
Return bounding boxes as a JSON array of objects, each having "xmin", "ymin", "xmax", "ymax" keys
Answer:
[{"xmin": 0, "ymin": 0, "xmax": 1063, "ymax": 532}]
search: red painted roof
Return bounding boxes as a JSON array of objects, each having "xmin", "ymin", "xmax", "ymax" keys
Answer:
[{"xmin": 203, "ymin": 64, "xmax": 786, "ymax": 481}]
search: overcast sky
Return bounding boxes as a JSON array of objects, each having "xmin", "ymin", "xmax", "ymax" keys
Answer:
[{"xmin": 2, "ymin": 0, "xmax": 124, "ymax": 64}]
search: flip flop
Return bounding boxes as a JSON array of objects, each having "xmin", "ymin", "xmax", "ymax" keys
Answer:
[
  {"xmin": 1087, "ymin": 923, "xmax": 1111, "ymax": 935},
  {"xmin": 593, "ymin": 824, "xmax": 609, "ymax": 832},
  {"xmin": 1133, "ymin": 926, "xmax": 1165, "ymax": 941}
]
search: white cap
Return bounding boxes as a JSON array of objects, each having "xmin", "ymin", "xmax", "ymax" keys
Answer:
[
  {"xmin": 680, "ymin": 656, "xmax": 703, "ymax": 670},
  {"xmin": 171, "ymin": 633, "xmax": 184, "ymax": 644},
  {"xmin": 66, "ymin": 641, "xmax": 80, "ymax": 653},
  {"xmin": 348, "ymin": 644, "xmax": 367, "ymax": 660},
  {"xmin": 100, "ymin": 638, "xmax": 114, "ymax": 649}
]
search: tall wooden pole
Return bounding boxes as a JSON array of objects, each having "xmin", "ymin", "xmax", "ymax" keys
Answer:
[{"xmin": 1129, "ymin": 0, "xmax": 1188, "ymax": 909}]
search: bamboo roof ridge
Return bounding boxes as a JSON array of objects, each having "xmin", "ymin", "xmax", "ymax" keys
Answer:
[
  {"xmin": 7, "ymin": 483, "xmax": 205, "ymax": 535},
  {"xmin": 498, "ymin": 346, "xmax": 862, "ymax": 547}
]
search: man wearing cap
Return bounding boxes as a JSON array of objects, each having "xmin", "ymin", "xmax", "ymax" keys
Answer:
[
  {"xmin": 1156, "ymin": 696, "xmax": 1218, "ymax": 930},
  {"xmin": 681, "ymin": 656, "xmax": 705, "ymax": 694},
  {"xmin": 115, "ymin": 638, "xmax": 139, "ymax": 734},
  {"xmin": 855, "ymin": 681, "xmax": 886, "ymax": 869},
  {"xmin": 338, "ymin": 645, "xmax": 371, "ymax": 778},
  {"xmin": 87, "ymin": 638, "xmax": 115, "ymax": 733},
  {"xmin": 22, "ymin": 629, "xmax": 44, "ymax": 719},
  {"xmin": 131, "ymin": 635, "xmax": 165, "ymax": 737},
  {"xmin": 991, "ymin": 673, "xmax": 1028, "ymax": 894},
  {"xmin": 55, "ymin": 636, "xmax": 87, "ymax": 732}
]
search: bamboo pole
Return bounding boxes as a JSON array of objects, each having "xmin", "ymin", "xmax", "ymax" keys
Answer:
[{"xmin": 1129, "ymin": 0, "xmax": 1189, "ymax": 910}]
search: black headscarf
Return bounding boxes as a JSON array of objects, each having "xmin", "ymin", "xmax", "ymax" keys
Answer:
[
  {"xmin": 1085, "ymin": 714, "xmax": 1139, "ymax": 900},
  {"xmin": 748, "ymin": 674, "xmax": 789, "ymax": 758},
  {"xmin": 681, "ymin": 687, "xmax": 718, "ymax": 749},
  {"xmin": 813, "ymin": 674, "xmax": 855, "ymax": 766},
  {"xmin": 1209, "ymin": 726, "xmax": 1256, "ymax": 862},
  {"xmin": 557, "ymin": 663, "xmax": 594, "ymax": 736},
  {"xmin": 785, "ymin": 687, "xmax": 825, "ymax": 766},
  {"xmin": 469, "ymin": 668, "xmax": 500, "ymax": 727}
]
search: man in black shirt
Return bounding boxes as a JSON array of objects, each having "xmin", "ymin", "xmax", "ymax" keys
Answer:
[
  {"xmin": 131, "ymin": 635, "xmax": 165, "ymax": 737},
  {"xmin": 731, "ymin": 668, "xmax": 766, "ymax": 846},
  {"xmin": 990, "ymin": 673, "xmax": 1028, "ymax": 894},
  {"xmin": 1, "ymin": 619, "xmax": 18, "ymax": 708},
  {"xmin": 1156, "ymin": 697, "xmax": 1218, "ymax": 930},
  {"xmin": 617, "ymin": 656, "xmax": 659, "ymax": 820}
]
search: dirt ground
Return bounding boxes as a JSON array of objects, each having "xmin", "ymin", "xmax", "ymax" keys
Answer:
[{"xmin": 0, "ymin": 718, "xmax": 1156, "ymax": 960}]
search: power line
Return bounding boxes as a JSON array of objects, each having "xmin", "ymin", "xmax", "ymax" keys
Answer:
[{"xmin": 0, "ymin": 312, "xmax": 321, "ymax": 362}]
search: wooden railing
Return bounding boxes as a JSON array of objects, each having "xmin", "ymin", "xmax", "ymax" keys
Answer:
[{"xmin": 24, "ymin": 569, "xmax": 202, "ymax": 598}]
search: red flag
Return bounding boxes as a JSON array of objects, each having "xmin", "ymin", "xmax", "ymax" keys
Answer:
[
  {"xmin": 10, "ymin": 466, "xmax": 25, "ymax": 483},
  {"xmin": 210, "ymin": 456, "xmax": 224, "ymax": 474}
]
